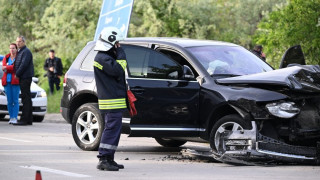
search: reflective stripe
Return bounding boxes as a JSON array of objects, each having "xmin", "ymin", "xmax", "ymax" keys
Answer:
[
  {"xmin": 99, "ymin": 143, "xmax": 117, "ymax": 150},
  {"xmin": 93, "ymin": 61, "xmax": 103, "ymax": 70},
  {"xmin": 116, "ymin": 60, "xmax": 127, "ymax": 70},
  {"xmin": 98, "ymin": 98, "xmax": 127, "ymax": 110},
  {"xmin": 99, "ymin": 104, "xmax": 127, "ymax": 109},
  {"xmin": 99, "ymin": 98, "xmax": 126, "ymax": 103}
]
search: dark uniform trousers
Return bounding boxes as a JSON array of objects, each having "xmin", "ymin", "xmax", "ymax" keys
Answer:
[{"xmin": 98, "ymin": 111, "xmax": 123, "ymax": 160}]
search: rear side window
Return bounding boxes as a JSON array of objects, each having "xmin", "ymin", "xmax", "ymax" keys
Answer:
[
  {"xmin": 81, "ymin": 47, "xmax": 97, "ymax": 71},
  {"xmin": 123, "ymin": 45, "xmax": 182, "ymax": 80}
]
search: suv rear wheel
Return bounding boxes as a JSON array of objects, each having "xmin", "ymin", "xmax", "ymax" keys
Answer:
[{"xmin": 72, "ymin": 103, "xmax": 104, "ymax": 151}]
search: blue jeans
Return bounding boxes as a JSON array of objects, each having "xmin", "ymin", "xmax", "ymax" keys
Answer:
[{"xmin": 4, "ymin": 84, "xmax": 20, "ymax": 119}]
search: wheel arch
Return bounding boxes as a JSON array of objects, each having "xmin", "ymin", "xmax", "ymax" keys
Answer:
[
  {"xmin": 203, "ymin": 104, "xmax": 253, "ymax": 140},
  {"xmin": 69, "ymin": 91, "xmax": 98, "ymax": 123}
]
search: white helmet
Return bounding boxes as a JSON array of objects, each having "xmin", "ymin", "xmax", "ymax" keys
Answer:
[{"xmin": 94, "ymin": 27, "xmax": 124, "ymax": 51}]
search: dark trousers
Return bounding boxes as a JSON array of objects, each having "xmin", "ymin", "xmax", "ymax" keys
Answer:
[
  {"xmin": 97, "ymin": 112, "xmax": 123, "ymax": 160},
  {"xmin": 48, "ymin": 77, "xmax": 60, "ymax": 94},
  {"xmin": 20, "ymin": 78, "xmax": 33, "ymax": 123}
]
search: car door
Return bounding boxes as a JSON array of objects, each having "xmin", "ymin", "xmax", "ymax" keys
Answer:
[{"xmin": 122, "ymin": 45, "xmax": 200, "ymax": 137}]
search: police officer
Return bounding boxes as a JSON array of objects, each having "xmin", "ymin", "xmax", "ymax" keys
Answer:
[{"xmin": 93, "ymin": 27, "xmax": 127, "ymax": 171}]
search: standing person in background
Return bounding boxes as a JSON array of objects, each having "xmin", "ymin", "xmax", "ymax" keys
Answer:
[
  {"xmin": 12, "ymin": 35, "xmax": 34, "ymax": 126},
  {"xmin": 1, "ymin": 43, "xmax": 20, "ymax": 124},
  {"xmin": 43, "ymin": 49, "xmax": 63, "ymax": 94},
  {"xmin": 251, "ymin": 45, "xmax": 266, "ymax": 61}
]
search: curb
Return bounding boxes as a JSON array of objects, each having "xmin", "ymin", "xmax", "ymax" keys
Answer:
[{"xmin": 43, "ymin": 113, "xmax": 67, "ymax": 124}]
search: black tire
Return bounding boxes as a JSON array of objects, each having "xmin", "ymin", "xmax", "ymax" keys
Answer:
[
  {"xmin": 72, "ymin": 103, "xmax": 104, "ymax": 151},
  {"xmin": 155, "ymin": 138, "xmax": 187, "ymax": 147},
  {"xmin": 33, "ymin": 116, "xmax": 44, "ymax": 122},
  {"xmin": 0, "ymin": 114, "xmax": 6, "ymax": 119},
  {"xmin": 209, "ymin": 114, "xmax": 251, "ymax": 153}
]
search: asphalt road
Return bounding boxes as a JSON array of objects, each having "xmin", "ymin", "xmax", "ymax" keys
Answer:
[{"xmin": 0, "ymin": 114, "xmax": 319, "ymax": 180}]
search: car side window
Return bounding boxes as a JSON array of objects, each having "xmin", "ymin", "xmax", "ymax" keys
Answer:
[
  {"xmin": 123, "ymin": 45, "xmax": 182, "ymax": 80},
  {"xmin": 81, "ymin": 47, "xmax": 97, "ymax": 71}
]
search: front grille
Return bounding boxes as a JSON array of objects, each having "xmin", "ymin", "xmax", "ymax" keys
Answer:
[{"xmin": 0, "ymin": 105, "xmax": 7, "ymax": 110}]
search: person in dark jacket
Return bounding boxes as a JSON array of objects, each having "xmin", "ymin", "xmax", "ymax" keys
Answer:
[
  {"xmin": 251, "ymin": 45, "xmax": 266, "ymax": 61},
  {"xmin": 94, "ymin": 27, "xmax": 127, "ymax": 171},
  {"xmin": 13, "ymin": 35, "xmax": 34, "ymax": 126},
  {"xmin": 1, "ymin": 43, "xmax": 20, "ymax": 124},
  {"xmin": 44, "ymin": 49, "xmax": 63, "ymax": 94}
]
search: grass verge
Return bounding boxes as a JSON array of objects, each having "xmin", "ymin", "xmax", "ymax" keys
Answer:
[
  {"xmin": 47, "ymin": 89, "xmax": 63, "ymax": 113},
  {"xmin": 39, "ymin": 77, "xmax": 64, "ymax": 113}
]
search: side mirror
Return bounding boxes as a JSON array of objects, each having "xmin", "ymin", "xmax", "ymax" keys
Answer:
[
  {"xmin": 32, "ymin": 77, "xmax": 39, "ymax": 84},
  {"xmin": 183, "ymin": 65, "xmax": 195, "ymax": 79}
]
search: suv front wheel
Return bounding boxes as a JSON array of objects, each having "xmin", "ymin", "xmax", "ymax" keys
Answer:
[
  {"xmin": 72, "ymin": 103, "xmax": 104, "ymax": 151},
  {"xmin": 209, "ymin": 114, "xmax": 251, "ymax": 154}
]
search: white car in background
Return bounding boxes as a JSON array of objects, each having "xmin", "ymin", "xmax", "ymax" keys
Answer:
[{"xmin": 0, "ymin": 56, "xmax": 47, "ymax": 122}]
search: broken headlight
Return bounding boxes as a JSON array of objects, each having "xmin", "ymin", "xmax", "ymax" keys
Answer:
[{"xmin": 266, "ymin": 102, "xmax": 300, "ymax": 118}]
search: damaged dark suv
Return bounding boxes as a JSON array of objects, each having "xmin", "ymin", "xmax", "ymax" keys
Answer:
[{"xmin": 61, "ymin": 38, "xmax": 319, "ymax": 164}]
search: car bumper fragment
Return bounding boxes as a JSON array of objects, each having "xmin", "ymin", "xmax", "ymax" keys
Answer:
[{"xmin": 213, "ymin": 121, "xmax": 319, "ymax": 165}]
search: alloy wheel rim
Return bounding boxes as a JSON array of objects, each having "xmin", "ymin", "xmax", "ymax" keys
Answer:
[
  {"xmin": 76, "ymin": 111, "xmax": 99, "ymax": 144},
  {"xmin": 214, "ymin": 121, "xmax": 244, "ymax": 153}
]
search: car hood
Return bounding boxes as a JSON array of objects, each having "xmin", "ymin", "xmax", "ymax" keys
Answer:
[{"xmin": 216, "ymin": 65, "xmax": 320, "ymax": 93}]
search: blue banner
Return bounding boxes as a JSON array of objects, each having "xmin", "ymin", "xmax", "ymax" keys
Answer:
[{"xmin": 94, "ymin": 0, "xmax": 134, "ymax": 40}]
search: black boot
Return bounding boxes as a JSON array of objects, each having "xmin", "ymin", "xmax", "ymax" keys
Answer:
[
  {"xmin": 110, "ymin": 160, "xmax": 124, "ymax": 169},
  {"xmin": 97, "ymin": 159, "xmax": 119, "ymax": 171}
]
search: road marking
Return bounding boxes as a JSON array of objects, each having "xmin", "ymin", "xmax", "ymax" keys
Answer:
[
  {"xmin": 20, "ymin": 165, "xmax": 91, "ymax": 178},
  {"xmin": 0, "ymin": 137, "xmax": 32, "ymax": 143}
]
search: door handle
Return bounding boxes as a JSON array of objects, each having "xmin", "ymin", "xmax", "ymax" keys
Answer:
[{"xmin": 130, "ymin": 87, "xmax": 145, "ymax": 94}]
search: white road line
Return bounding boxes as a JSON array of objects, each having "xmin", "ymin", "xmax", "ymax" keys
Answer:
[
  {"xmin": 20, "ymin": 165, "xmax": 91, "ymax": 178},
  {"xmin": 0, "ymin": 137, "xmax": 32, "ymax": 143}
]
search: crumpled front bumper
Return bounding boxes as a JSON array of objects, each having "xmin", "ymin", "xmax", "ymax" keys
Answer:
[{"xmin": 213, "ymin": 122, "xmax": 320, "ymax": 165}]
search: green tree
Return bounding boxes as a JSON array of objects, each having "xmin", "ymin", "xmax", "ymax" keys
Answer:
[
  {"xmin": 255, "ymin": 0, "xmax": 320, "ymax": 67},
  {"xmin": 32, "ymin": 0, "xmax": 101, "ymax": 78},
  {"xmin": 0, "ymin": 0, "xmax": 288, "ymax": 79},
  {"xmin": 0, "ymin": 0, "xmax": 48, "ymax": 54},
  {"xmin": 130, "ymin": 0, "xmax": 286, "ymax": 48},
  {"xmin": 0, "ymin": 0, "xmax": 100, "ymax": 81}
]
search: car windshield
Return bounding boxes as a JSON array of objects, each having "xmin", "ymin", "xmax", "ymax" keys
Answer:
[{"xmin": 187, "ymin": 46, "xmax": 273, "ymax": 76}]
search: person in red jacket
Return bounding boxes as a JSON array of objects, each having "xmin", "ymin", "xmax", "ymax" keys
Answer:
[{"xmin": 1, "ymin": 43, "xmax": 20, "ymax": 124}]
